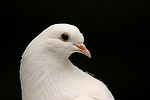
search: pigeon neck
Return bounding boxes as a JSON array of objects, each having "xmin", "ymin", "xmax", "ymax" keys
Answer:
[{"xmin": 20, "ymin": 50, "xmax": 72, "ymax": 100}]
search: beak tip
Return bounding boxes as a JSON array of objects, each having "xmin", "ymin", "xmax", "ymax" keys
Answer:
[
  {"xmin": 89, "ymin": 54, "xmax": 91, "ymax": 58},
  {"xmin": 87, "ymin": 51, "xmax": 91, "ymax": 58},
  {"xmin": 82, "ymin": 49, "xmax": 91, "ymax": 58}
]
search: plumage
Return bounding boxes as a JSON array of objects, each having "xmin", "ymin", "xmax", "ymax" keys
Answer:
[{"xmin": 20, "ymin": 24, "xmax": 115, "ymax": 100}]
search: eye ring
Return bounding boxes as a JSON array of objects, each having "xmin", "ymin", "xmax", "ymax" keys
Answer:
[{"xmin": 60, "ymin": 32, "xmax": 70, "ymax": 42}]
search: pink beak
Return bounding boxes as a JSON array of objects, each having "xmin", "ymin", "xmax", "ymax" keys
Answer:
[{"xmin": 73, "ymin": 43, "xmax": 91, "ymax": 58}]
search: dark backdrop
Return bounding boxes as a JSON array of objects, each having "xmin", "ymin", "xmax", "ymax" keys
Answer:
[{"xmin": 1, "ymin": 0, "xmax": 150, "ymax": 100}]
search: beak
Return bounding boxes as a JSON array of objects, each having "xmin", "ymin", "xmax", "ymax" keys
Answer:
[{"xmin": 73, "ymin": 43, "xmax": 91, "ymax": 58}]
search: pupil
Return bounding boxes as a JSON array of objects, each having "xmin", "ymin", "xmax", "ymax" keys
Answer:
[{"xmin": 62, "ymin": 34, "xmax": 69, "ymax": 41}]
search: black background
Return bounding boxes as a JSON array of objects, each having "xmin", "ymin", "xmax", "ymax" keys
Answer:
[{"xmin": 1, "ymin": 0, "xmax": 150, "ymax": 100}]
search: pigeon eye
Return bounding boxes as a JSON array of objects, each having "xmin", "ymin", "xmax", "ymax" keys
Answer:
[{"xmin": 61, "ymin": 33, "xmax": 69, "ymax": 41}]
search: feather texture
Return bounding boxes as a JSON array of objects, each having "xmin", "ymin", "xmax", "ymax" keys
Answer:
[{"xmin": 20, "ymin": 24, "xmax": 115, "ymax": 100}]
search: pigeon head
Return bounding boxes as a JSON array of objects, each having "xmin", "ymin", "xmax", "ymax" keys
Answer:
[
  {"xmin": 35, "ymin": 24, "xmax": 91, "ymax": 58},
  {"xmin": 20, "ymin": 24, "xmax": 115, "ymax": 100}
]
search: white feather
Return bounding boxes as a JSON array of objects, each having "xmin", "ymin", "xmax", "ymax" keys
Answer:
[{"xmin": 20, "ymin": 24, "xmax": 115, "ymax": 100}]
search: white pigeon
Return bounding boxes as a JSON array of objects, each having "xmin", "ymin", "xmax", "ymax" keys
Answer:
[{"xmin": 20, "ymin": 24, "xmax": 115, "ymax": 100}]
